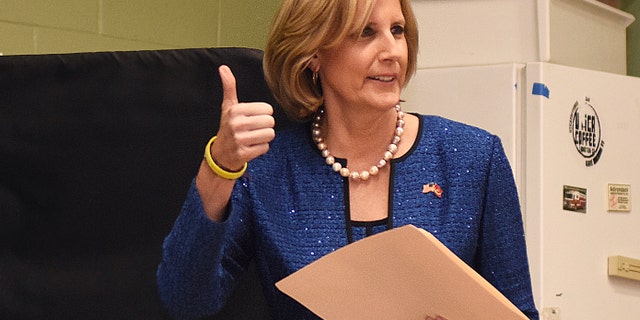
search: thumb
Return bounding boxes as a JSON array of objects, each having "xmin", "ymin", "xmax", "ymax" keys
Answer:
[{"xmin": 219, "ymin": 65, "xmax": 238, "ymax": 108}]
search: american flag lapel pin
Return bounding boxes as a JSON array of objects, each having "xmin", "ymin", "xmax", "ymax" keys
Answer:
[{"xmin": 422, "ymin": 182, "xmax": 443, "ymax": 198}]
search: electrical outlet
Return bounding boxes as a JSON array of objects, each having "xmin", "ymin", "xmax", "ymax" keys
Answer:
[{"xmin": 542, "ymin": 307, "xmax": 561, "ymax": 320}]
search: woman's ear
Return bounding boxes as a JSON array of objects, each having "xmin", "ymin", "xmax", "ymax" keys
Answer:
[
  {"xmin": 308, "ymin": 54, "xmax": 320, "ymax": 73},
  {"xmin": 308, "ymin": 54, "xmax": 321, "ymax": 85}
]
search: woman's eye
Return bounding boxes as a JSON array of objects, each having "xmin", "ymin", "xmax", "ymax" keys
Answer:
[
  {"xmin": 361, "ymin": 27, "xmax": 375, "ymax": 37},
  {"xmin": 391, "ymin": 25, "xmax": 405, "ymax": 36}
]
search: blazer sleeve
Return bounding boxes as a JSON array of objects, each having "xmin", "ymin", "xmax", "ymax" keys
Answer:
[
  {"xmin": 156, "ymin": 179, "xmax": 255, "ymax": 319},
  {"xmin": 476, "ymin": 136, "xmax": 539, "ymax": 319}
]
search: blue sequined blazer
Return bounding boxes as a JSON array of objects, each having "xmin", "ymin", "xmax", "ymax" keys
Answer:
[{"xmin": 157, "ymin": 115, "xmax": 539, "ymax": 319}]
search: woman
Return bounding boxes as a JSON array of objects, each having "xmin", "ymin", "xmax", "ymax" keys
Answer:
[{"xmin": 157, "ymin": 0, "xmax": 539, "ymax": 319}]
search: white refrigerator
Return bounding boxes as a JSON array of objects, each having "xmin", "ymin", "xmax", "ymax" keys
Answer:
[{"xmin": 402, "ymin": 62, "xmax": 640, "ymax": 319}]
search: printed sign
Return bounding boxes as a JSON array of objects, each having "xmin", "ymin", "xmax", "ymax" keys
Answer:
[
  {"xmin": 608, "ymin": 184, "xmax": 631, "ymax": 212},
  {"xmin": 569, "ymin": 97, "xmax": 604, "ymax": 167}
]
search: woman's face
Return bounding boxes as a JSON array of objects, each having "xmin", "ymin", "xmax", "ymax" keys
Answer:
[{"xmin": 315, "ymin": 0, "xmax": 408, "ymax": 112}]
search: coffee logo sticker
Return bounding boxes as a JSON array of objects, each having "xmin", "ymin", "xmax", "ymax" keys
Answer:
[{"xmin": 569, "ymin": 97, "xmax": 604, "ymax": 166}]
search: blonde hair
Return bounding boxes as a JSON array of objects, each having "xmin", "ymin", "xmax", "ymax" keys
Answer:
[{"xmin": 263, "ymin": 0, "xmax": 418, "ymax": 122}]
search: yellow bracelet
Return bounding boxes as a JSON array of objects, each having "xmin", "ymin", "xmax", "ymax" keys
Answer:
[{"xmin": 204, "ymin": 136, "xmax": 247, "ymax": 180}]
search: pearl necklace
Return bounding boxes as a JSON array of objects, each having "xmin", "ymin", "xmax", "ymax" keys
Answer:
[{"xmin": 311, "ymin": 104, "xmax": 405, "ymax": 181}]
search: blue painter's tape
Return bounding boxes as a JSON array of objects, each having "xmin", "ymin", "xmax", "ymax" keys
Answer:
[{"xmin": 532, "ymin": 82, "xmax": 550, "ymax": 98}]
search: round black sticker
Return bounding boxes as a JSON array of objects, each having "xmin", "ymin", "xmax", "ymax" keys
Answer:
[{"xmin": 569, "ymin": 97, "xmax": 604, "ymax": 166}]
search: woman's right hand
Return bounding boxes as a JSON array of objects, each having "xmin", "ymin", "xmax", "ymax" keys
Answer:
[
  {"xmin": 196, "ymin": 65, "xmax": 276, "ymax": 222},
  {"xmin": 210, "ymin": 65, "xmax": 276, "ymax": 171}
]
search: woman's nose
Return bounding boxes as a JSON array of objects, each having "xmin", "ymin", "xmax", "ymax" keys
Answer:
[{"xmin": 378, "ymin": 31, "xmax": 403, "ymax": 61}]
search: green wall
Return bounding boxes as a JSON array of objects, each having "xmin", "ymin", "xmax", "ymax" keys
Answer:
[
  {"xmin": 623, "ymin": 0, "xmax": 640, "ymax": 77},
  {"xmin": 0, "ymin": 0, "xmax": 283, "ymax": 55},
  {"xmin": 218, "ymin": 1, "xmax": 282, "ymax": 48}
]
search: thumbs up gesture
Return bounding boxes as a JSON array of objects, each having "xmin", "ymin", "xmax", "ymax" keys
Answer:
[{"xmin": 209, "ymin": 65, "xmax": 276, "ymax": 171}]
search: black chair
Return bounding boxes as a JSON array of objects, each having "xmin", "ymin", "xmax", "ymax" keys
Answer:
[{"xmin": 0, "ymin": 47, "xmax": 292, "ymax": 319}]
